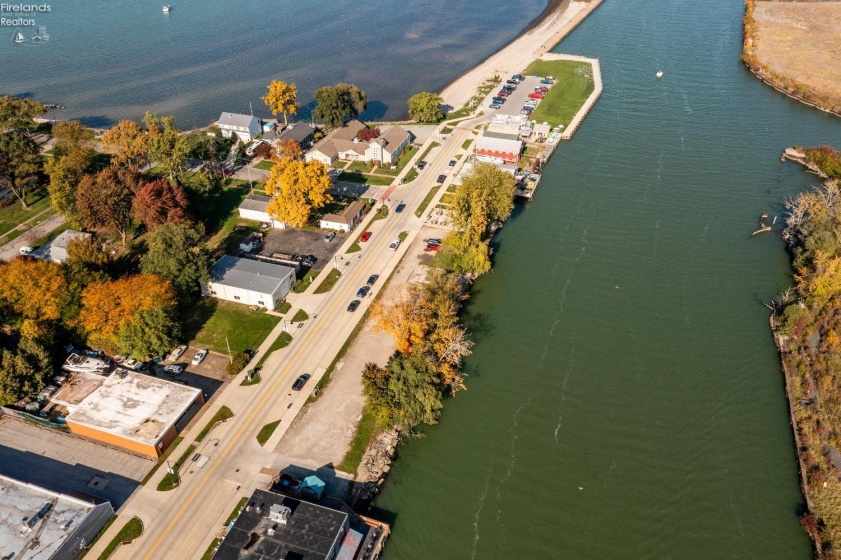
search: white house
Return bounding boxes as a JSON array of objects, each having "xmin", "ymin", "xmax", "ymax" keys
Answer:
[
  {"xmin": 238, "ymin": 195, "xmax": 285, "ymax": 229},
  {"xmin": 201, "ymin": 255, "xmax": 296, "ymax": 309},
  {"xmin": 305, "ymin": 120, "xmax": 412, "ymax": 167},
  {"xmin": 216, "ymin": 112, "xmax": 261, "ymax": 142},
  {"xmin": 32, "ymin": 229, "xmax": 92, "ymax": 263},
  {"xmin": 319, "ymin": 200, "xmax": 366, "ymax": 232}
]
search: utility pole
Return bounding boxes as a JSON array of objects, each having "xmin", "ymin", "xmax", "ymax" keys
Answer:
[{"xmin": 226, "ymin": 336, "xmax": 232, "ymax": 359}]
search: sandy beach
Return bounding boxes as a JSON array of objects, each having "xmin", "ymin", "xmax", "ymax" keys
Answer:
[{"xmin": 439, "ymin": 0, "xmax": 605, "ymax": 111}]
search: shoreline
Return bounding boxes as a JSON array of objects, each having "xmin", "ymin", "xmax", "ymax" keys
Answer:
[{"xmin": 438, "ymin": 0, "xmax": 605, "ymax": 112}]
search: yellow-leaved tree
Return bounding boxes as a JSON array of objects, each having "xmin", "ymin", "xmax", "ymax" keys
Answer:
[
  {"xmin": 0, "ymin": 258, "xmax": 66, "ymax": 321},
  {"xmin": 265, "ymin": 158, "xmax": 333, "ymax": 228},
  {"xmin": 262, "ymin": 80, "xmax": 298, "ymax": 126}
]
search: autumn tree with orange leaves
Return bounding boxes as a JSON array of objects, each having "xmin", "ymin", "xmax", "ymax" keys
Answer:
[
  {"xmin": 265, "ymin": 158, "xmax": 332, "ymax": 227},
  {"xmin": 0, "ymin": 258, "xmax": 67, "ymax": 322},
  {"xmin": 132, "ymin": 178, "xmax": 189, "ymax": 231}
]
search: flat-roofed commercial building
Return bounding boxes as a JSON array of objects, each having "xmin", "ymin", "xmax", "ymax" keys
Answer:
[
  {"xmin": 56, "ymin": 370, "xmax": 204, "ymax": 458},
  {"xmin": 0, "ymin": 473, "xmax": 114, "ymax": 560},
  {"xmin": 201, "ymin": 255, "xmax": 296, "ymax": 309}
]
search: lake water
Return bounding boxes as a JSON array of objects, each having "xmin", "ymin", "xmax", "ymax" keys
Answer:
[
  {"xmin": 0, "ymin": 0, "xmax": 542, "ymax": 129},
  {"xmin": 370, "ymin": 0, "xmax": 841, "ymax": 558}
]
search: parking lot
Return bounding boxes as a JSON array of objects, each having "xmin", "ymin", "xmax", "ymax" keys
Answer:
[
  {"xmin": 257, "ymin": 227, "xmax": 349, "ymax": 272},
  {"xmin": 484, "ymin": 75, "xmax": 549, "ymax": 119},
  {"xmin": 155, "ymin": 347, "xmax": 229, "ymax": 405}
]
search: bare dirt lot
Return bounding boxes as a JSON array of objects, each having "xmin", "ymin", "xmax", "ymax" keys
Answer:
[{"xmin": 753, "ymin": 2, "xmax": 841, "ymax": 110}]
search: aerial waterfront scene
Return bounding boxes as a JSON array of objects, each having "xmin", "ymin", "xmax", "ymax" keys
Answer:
[{"xmin": 1, "ymin": 0, "xmax": 841, "ymax": 558}]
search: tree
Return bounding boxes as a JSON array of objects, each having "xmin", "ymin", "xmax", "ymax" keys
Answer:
[
  {"xmin": 45, "ymin": 156, "xmax": 81, "ymax": 224},
  {"xmin": 372, "ymin": 283, "xmax": 430, "ymax": 354},
  {"xmin": 50, "ymin": 120, "xmax": 94, "ymax": 175},
  {"xmin": 265, "ymin": 158, "xmax": 333, "ymax": 227},
  {"xmin": 101, "ymin": 120, "xmax": 148, "ymax": 169},
  {"xmin": 0, "ymin": 96, "xmax": 44, "ymax": 132},
  {"xmin": 408, "ymin": 92, "xmax": 444, "ymax": 123},
  {"xmin": 0, "ymin": 338, "xmax": 51, "ymax": 406},
  {"xmin": 63, "ymin": 238, "xmax": 111, "ymax": 324},
  {"xmin": 262, "ymin": 80, "xmax": 298, "ymax": 126},
  {"xmin": 313, "ymin": 83, "xmax": 368, "ymax": 129},
  {"xmin": 253, "ymin": 142, "xmax": 274, "ymax": 160},
  {"xmin": 140, "ymin": 222, "xmax": 212, "ymax": 303},
  {"xmin": 143, "ymin": 112, "xmax": 190, "ymax": 181},
  {"xmin": 77, "ymin": 274, "xmax": 177, "ymax": 352},
  {"xmin": 387, "ymin": 353, "xmax": 442, "ymax": 432},
  {"xmin": 275, "ymin": 139, "xmax": 302, "ymax": 160},
  {"xmin": 0, "ymin": 258, "xmax": 66, "ymax": 321},
  {"xmin": 117, "ymin": 307, "xmax": 181, "ymax": 357},
  {"xmin": 132, "ymin": 178, "xmax": 189, "ymax": 231},
  {"xmin": 0, "ymin": 131, "xmax": 40, "ymax": 208},
  {"xmin": 76, "ymin": 166, "xmax": 139, "ymax": 245}
]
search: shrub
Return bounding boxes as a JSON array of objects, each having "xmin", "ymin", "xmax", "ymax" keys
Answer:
[{"xmin": 226, "ymin": 351, "xmax": 250, "ymax": 376}]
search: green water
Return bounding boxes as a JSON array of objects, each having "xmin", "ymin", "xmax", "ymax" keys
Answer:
[{"xmin": 373, "ymin": 0, "xmax": 841, "ymax": 557}]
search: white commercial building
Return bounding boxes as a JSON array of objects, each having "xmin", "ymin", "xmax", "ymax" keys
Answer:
[
  {"xmin": 238, "ymin": 195, "xmax": 285, "ymax": 229},
  {"xmin": 0, "ymin": 473, "xmax": 114, "ymax": 560},
  {"xmin": 201, "ymin": 255, "xmax": 296, "ymax": 309},
  {"xmin": 216, "ymin": 112, "xmax": 261, "ymax": 142}
]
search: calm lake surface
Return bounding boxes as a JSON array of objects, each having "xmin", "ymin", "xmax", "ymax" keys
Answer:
[{"xmin": 371, "ymin": 0, "xmax": 841, "ymax": 558}]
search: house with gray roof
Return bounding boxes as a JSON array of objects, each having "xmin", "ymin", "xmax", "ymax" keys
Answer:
[
  {"xmin": 201, "ymin": 255, "xmax": 296, "ymax": 309},
  {"xmin": 217, "ymin": 112, "xmax": 261, "ymax": 142},
  {"xmin": 238, "ymin": 195, "xmax": 286, "ymax": 229},
  {"xmin": 305, "ymin": 120, "xmax": 412, "ymax": 167},
  {"xmin": 33, "ymin": 229, "xmax": 92, "ymax": 263}
]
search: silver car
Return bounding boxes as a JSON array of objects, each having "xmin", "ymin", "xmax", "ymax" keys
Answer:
[{"xmin": 191, "ymin": 349, "xmax": 208, "ymax": 366}]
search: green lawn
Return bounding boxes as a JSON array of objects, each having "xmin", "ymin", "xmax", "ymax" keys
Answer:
[
  {"xmin": 256, "ymin": 420, "xmax": 281, "ymax": 446},
  {"xmin": 398, "ymin": 231, "xmax": 409, "ymax": 242},
  {"xmin": 314, "ymin": 268, "xmax": 342, "ymax": 294},
  {"xmin": 418, "ymin": 141, "xmax": 441, "ymax": 162},
  {"xmin": 403, "ymin": 167, "xmax": 419, "ymax": 184},
  {"xmin": 240, "ymin": 371, "xmax": 261, "ymax": 386},
  {"xmin": 97, "ymin": 517, "xmax": 143, "ymax": 560},
  {"xmin": 184, "ymin": 300, "xmax": 280, "ymax": 355},
  {"xmin": 0, "ymin": 189, "xmax": 52, "ymax": 237},
  {"xmin": 255, "ymin": 160, "xmax": 275, "ymax": 170},
  {"xmin": 377, "ymin": 145, "xmax": 419, "ymax": 176},
  {"xmin": 256, "ymin": 331, "xmax": 292, "ymax": 368},
  {"xmin": 340, "ymin": 171, "xmax": 393, "ymax": 186},
  {"xmin": 157, "ymin": 445, "xmax": 196, "ymax": 491},
  {"xmin": 196, "ymin": 406, "xmax": 234, "ymax": 442},
  {"xmin": 275, "ymin": 300, "xmax": 292, "ymax": 314},
  {"xmin": 346, "ymin": 160, "xmax": 373, "ymax": 173},
  {"xmin": 337, "ymin": 405, "xmax": 378, "ymax": 474},
  {"xmin": 461, "ymin": 139, "xmax": 473, "ymax": 150},
  {"xmin": 415, "ymin": 186, "xmax": 440, "ymax": 218},
  {"xmin": 291, "ymin": 309, "xmax": 309, "ymax": 322},
  {"xmin": 293, "ymin": 270, "xmax": 319, "ymax": 293},
  {"xmin": 205, "ymin": 188, "xmax": 252, "ymax": 250},
  {"xmin": 440, "ymin": 127, "xmax": 453, "ymax": 135},
  {"xmin": 522, "ymin": 59, "xmax": 595, "ymax": 127}
]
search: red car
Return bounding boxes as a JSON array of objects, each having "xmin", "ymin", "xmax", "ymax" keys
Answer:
[
  {"xmin": 528, "ymin": 92, "xmax": 544, "ymax": 99},
  {"xmin": 497, "ymin": 91, "xmax": 509, "ymax": 98},
  {"xmin": 360, "ymin": 231, "xmax": 372, "ymax": 242},
  {"xmin": 536, "ymin": 86, "xmax": 549, "ymax": 93},
  {"xmin": 426, "ymin": 244, "xmax": 441, "ymax": 252}
]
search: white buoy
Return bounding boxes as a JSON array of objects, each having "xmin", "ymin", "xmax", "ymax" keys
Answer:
[{"xmin": 656, "ymin": 70, "xmax": 663, "ymax": 79}]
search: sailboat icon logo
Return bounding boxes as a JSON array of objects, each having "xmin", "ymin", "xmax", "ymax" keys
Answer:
[{"xmin": 11, "ymin": 26, "xmax": 49, "ymax": 45}]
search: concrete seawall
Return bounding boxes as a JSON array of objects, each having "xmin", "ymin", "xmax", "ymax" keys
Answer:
[{"xmin": 536, "ymin": 53, "xmax": 603, "ymax": 140}]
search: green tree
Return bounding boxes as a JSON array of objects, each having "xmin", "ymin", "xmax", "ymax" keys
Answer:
[
  {"xmin": 140, "ymin": 222, "xmax": 212, "ymax": 303},
  {"xmin": 45, "ymin": 157, "xmax": 82, "ymax": 224},
  {"xmin": 0, "ymin": 338, "xmax": 51, "ymax": 406},
  {"xmin": 50, "ymin": 120, "xmax": 94, "ymax": 175},
  {"xmin": 0, "ymin": 131, "xmax": 41, "ymax": 208},
  {"xmin": 387, "ymin": 353, "xmax": 442, "ymax": 432},
  {"xmin": 362, "ymin": 362, "xmax": 394, "ymax": 428},
  {"xmin": 143, "ymin": 112, "xmax": 190, "ymax": 181},
  {"xmin": 407, "ymin": 92, "xmax": 444, "ymax": 123},
  {"xmin": 0, "ymin": 96, "xmax": 45, "ymax": 133},
  {"xmin": 117, "ymin": 307, "xmax": 181, "ymax": 358},
  {"xmin": 101, "ymin": 120, "xmax": 148, "ymax": 170},
  {"xmin": 76, "ymin": 166, "xmax": 139, "ymax": 245},
  {"xmin": 262, "ymin": 80, "xmax": 298, "ymax": 126},
  {"xmin": 63, "ymin": 238, "xmax": 111, "ymax": 324},
  {"xmin": 313, "ymin": 83, "xmax": 368, "ymax": 129}
]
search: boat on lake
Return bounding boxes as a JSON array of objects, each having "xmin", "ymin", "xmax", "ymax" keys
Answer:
[{"xmin": 162, "ymin": 5, "xmax": 170, "ymax": 13}]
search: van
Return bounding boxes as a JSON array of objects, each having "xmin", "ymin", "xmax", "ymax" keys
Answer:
[{"xmin": 19, "ymin": 246, "xmax": 34, "ymax": 256}]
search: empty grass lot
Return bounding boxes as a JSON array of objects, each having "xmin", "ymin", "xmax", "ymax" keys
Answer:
[
  {"xmin": 185, "ymin": 300, "xmax": 280, "ymax": 355},
  {"xmin": 0, "ymin": 189, "xmax": 52, "ymax": 238},
  {"xmin": 522, "ymin": 59, "xmax": 595, "ymax": 128}
]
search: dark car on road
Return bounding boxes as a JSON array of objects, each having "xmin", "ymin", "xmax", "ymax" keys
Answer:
[
  {"xmin": 448, "ymin": 160, "xmax": 456, "ymax": 167},
  {"xmin": 367, "ymin": 274, "xmax": 379, "ymax": 286},
  {"xmin": 437, "ymin": 174, "xmax": 446, "ymax": 183},
  {"xmin": 417, "ymin": 161, "xmax": 427, "ymax": 170},
  {"xmin": 347, "ymin": 300, "xmax": 361, "ymax": 312},
  {"xmin": 357, "ymin": 286, "xmax": 370, "ymax": 298},
  {"xmin": 427, "ymin": 238, "xmax": 442, "ymax": 246},
  {"xmin": 395, "ymin": 203, "xmax": 406, "ymax": 213},
  {"xmin": 292, "ymin": 373, "xmax": 311, "ymax": 391}
]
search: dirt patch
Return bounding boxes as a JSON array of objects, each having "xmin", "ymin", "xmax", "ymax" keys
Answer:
[{"xmin": 752, "ymin": 2, "xmax": 841, "ymax": 113}]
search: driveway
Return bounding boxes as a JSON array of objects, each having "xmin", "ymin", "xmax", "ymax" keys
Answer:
[{"xmin": 257, "ymin": 228, "xmax": 348, "ymax": 272}]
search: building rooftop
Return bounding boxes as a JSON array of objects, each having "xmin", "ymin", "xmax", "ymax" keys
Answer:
[
  {"xmin": 278, "ymin": 122, "xmax": 316, "ymax": 144},
  {"xmin": 476, "ymin": 133, "xmax": 523, "ymax": 154},
  {"xmin": 209, "ymin": 255, "xmax": 295, "ymax": 294},
  {"xmin": 0, "ymin": 473, "xmax": 109, "ymax": 560},
  {"xmin": 33, "ymin": 229, "xmax": 91, "ymax": 263},
  {"xmin": 214, "ymin": 489, "xmax": 348, "ymax": 560},
  {"xmin": 239, "ymin": 194, "xmax": 272, "ymax": 213},
  {"xmin": 218, "ymin": 112, "xmax": 259, "ymax": 129},
  {"xmin": 321, "ymin": 200, "xmax": 366, "ymax": 225},
  {"xmin": 62, "ymin": 370, "xmax": 202, "ymax": 446}
]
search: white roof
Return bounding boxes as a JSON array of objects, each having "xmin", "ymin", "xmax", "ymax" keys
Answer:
[
  {"xmin": 218, "ymin": 112, "xmax": 259, "ymax": 129},
  {"xmin": 63, "ymin": 370, "xmax": 202, "ymax": 446},
  {"xmin": 33, "ymin": 229, "xmax": 91, "ymax": 263},
  {"xmin": 209, "ymin": 255, "xmax": 295, "ymax": 295},
  {"xmin": 476, "ymin": 133, "xmax": 523, "ymax": 155},
  {"xmin": 0, "ymin": 474, "xmax": 106, "ymax": 560}
]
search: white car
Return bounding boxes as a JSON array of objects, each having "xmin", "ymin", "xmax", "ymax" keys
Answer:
[
  {"xmin": 164, "ymin": 365, "xmax": 184, "ymax": 376},
  {"xmin": 168, "ymin": 345, "xmax": 187, "ymax": 362},
  {"xmin": 245, "ymin": 140, "xmax": 267, "ymax": 157},
  {"xmin": 192, "ymin": 349, "xmax": 208, "ymax": 366},
  {"xmin": 389, "ymin": 239, "xmax": 401, "ymax": 251}
]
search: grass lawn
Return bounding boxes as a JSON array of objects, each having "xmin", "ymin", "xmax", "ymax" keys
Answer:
[
  {"xmin": 241, "ymin": 371, "xmax": 261, "ymax": 386},
  {"xmin": 445, "ymin": 105, "xmax": 474, "ymax": 120},
  {"xmin": 398, "ymin": 231, "xmax": 409, "ymax": 242},
  {"xmin": 200, "ymin": 497, "xmax": 248, "ymax": 560},
  {"xmin": 275, "ymin": 300, "xmax": 292, "ymax": 314},
  {"xmin": 346, "ymin": 160, "xmax": 373, "ymax": 173},
  {"xmin": 184, "ymin": 300, "xmax": 280, "ymax": 355},
  {"xmin": 97, "ymin": 517, "xmax": 143, "ymax": 560},
  {"xmin": 157, "ymin": 445, "xmax": 196, "ymax": 491},
  {"xmin": 337, "ymin": 405, "xmax": 378, "ymax": 474},
  {"xmin": 256, "ymin": 420, "xmax": 281, "ymax": 446},
  {"xmin": 461, "ymin": 139, "xmax": 473, "ymax": 150},
  {"xmin": 196, "ymin": 406, "xmax": 234, "ymax": 442},
  {"xmin": 440, "ymin": 127, "xmax": 453, "ymax": 135},
  {"xmin": 205, "ymin": 188, "xmax": 252, "ymax": 250},
  {"xmin": 140, "ymin": 436, "xmax": 183, "ymax": 486},
  {"xmin": 415, "ymin": 186, "xmax": 440, "ymax": 217},
  {"xmin": 522, "ymin": 59, "xmax": 595, "ymax": 127},
  {"xmin": 340, "ymin": 171, "xmax": 393, "ymax": 186},
  {"xmin": 418, "ymin": 141, "xmax": 441, "ymax": 162},
  {"xmin": 291, "ymin": 309, "xmax": 309, "ymax": 322},
  {"xmin": 2, "ymin": 206, "xmax": 56, "ymax": 244},
  {"xmin": 255, "ymin": 160, "xmax": 275, "ymax": 170},
  {"xmin": 314, "ymin": 268, "xmax": 342, "ymax": 294},
  {"xmin": 256, "ymin": 331, "xmax": 292, "ymax": 368},
  {"xmin": 0, "ymin": 189, "xmax": 52, "ymax": 237},
  {"xmin": 403, "ymin": 167, "xmax": 419, "ymax": 184},
  {"xmin": 377, "ymin": 145, "xmax": 419, "ymax": 176},
  {"xmin": 446, "ymin": 184, "xmax": 457, "ymax": 193},
  {"xmin": 293, "ymin": 269, "xmax": 319, "ymax": 293}
]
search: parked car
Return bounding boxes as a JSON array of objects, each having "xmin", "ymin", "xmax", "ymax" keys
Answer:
[
  {"xmin": 425, "ymin": 244, "xmax": 441, "ymax": 252},
  {"xmin": 168, "ymin": 345, "xmax": 187, "ymax": 362},
  {"xmin": 497, "ymin": 91, "xmax": 509, "ymax": 98},
  {"xmin": 360, "ymin": 231, "xmax": 372, "ymax": 242},
  {"xmin": 389, "ymin": 239, "xmax": 401, "ymax": 251},
  {"xmin": 541, "ymin": 79, "xmax": 553, "ymax": 85},
  {"xmin": 123, "ymin": 358, "xmax": 139, "ymax": 370},
  {"xmin": 324, "ymin": 232, "xmax": 336, "ymax": 242},
  {"xmin": 367, "ymin": 274, "xmax": 379, "ymax": 286},
  {"xmin": 492, "ymin": 97, "xmax": 505, "ymax": 105},
  {"xmin": 427, "ymin": 238, "xmax": 442, "ymax": 246},
  {"xmin": 489, "ymin": 103, "xmax": 501, "ymax": 109},
  {"xmin": 19, "ymin": 246, "xmax": 35, "ymax": 256},
  {"xmin": 163, "ymin": 365, "xmax": 184, "ymax": 376},
  {"xmin": 417, "ymin": 160, "xmax": 427, "ymax": 170},
  {"xmin": 347, "ymin": 300, "xmax": 361, "ymax": 312},
  {"xmin": 528, "ymin": 92, "xmax": 544, "ymax": 99},
  {"xmin": 357, "ymin": 285, "xmax": 370, "ymax": 298},
  {"xmin": 395, "ymin": 203, "xmax": 406, "ymax": 213},
  {"xmin": 448, "ymin": 160, "xmax": 456, "ymax": 167},
  {"xmin": 437, "ymin": 174, "xmax": 447, "ymax": 183},
  {"xmin": 292, "ymin": 373, "xmax": 311, "ymax": 391},
  {"xmin": 506, "ymin": 79, "xmax": 518, "ymax": 85},
  {"xmin": 192, "ymin": 349, "xmax": 208, "ymax": 366},
  {"xmin": 536, "ymin": 86, "xmax": 549, "ymax": 93},
  {"xmin": 300, "ymin": 255, "xmax": 316, "ymax": 266}
]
